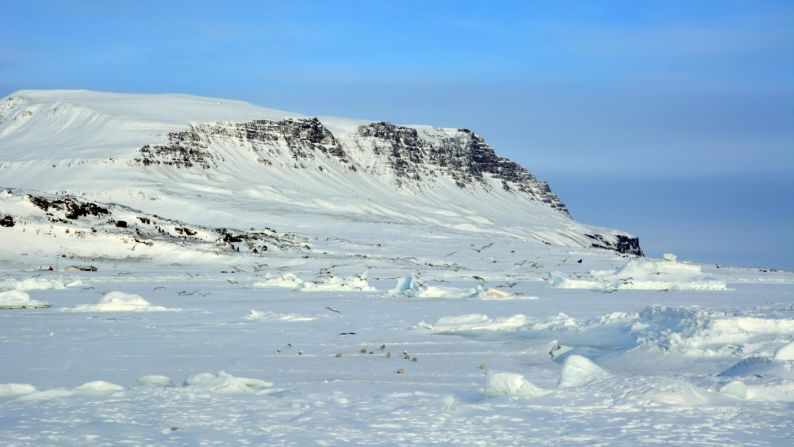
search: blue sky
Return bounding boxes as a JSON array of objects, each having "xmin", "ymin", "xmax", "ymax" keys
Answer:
[{"xmin": 2, "ymin": 1, "xmax": 792, "ymax": 268}]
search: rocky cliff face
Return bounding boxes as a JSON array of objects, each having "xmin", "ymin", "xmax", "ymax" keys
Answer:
[
  {"xmin": 0, "ymin": 90, "xmax": 643, "ymax": 258},
  {"xmin": 132, "ymin": 118, "xmax": 570, "ymax": 216}
]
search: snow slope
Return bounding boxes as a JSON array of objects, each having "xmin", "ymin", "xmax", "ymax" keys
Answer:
[{"xmin": 0, "ymin": 89, "xmax": 639, "ymax": 264}]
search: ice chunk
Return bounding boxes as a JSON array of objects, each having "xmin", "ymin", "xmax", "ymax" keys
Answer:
[
  {"xmin": 418, "ymin": 314, "xmax": 528, "ymax": 332},
  {"xmin": 301, "ymin": 274, "xmax": 376, "ymax": 292},
  {"xmin": 479, "ymin": 288, "xmax": 510, "ymax": 299},
  {"xmin": 253, "ymin": 272, "xmax": 305, "ymax": 289},
  {"xmin": 136, "ymin": 375, "xmax": 175, "ymax": 387},
  {"xmin": 389, "ymin": 276, "xmax": 414, "ymax": 296},
  {"xmin": 717, "ymin": 357, "xmax": 773, "ymax": 378},
  {"xmin": 256, "ymin": 273, "xmax": 375, "ymax": 292},
  {"xmin": 70, "ymin": 291, "xmax": 173, "ymax": 312},
  {"xmin": 485, "ymin": 371, "xmax": 549, "ymax": 398},
  {"xmin": 720, "ymin": 381, "xmax": 747, "ymax": 399},
  {"xmin": 246, "ymin": 309, "xmax": 315, "ymax": 322},
  {"xmin": 644, "ymin": 381, "xmax": 713, "ymax": 406},
  {"xmin": 774, "ymin": 340, "xmax": 794, "ymax": 361},
  {"xmin": 558, "ymin": 355, "xmax": 609, "ymax": 387},
  {"xmin": 73, "ymin": 380, "xmax": 125, "ymax": 395},
  {"xmin": 388, "ymin": 276, "xmax": 472, "ymax": 299},
  {"xmin": 0, "ymin": 290, "xmax": 49, "ymax": 309},
  {"xmin": 183, "ymin": 370, "xmax": 273, "ymax": 394},
  {"xmin": 0, "ymin": 277, "xmax": 75, "ymax": 292},
  {"xmin": 0, "ymin": 383, "xmax": 38, "ymax": 397},
  {"xmin": 15, "ymin": 388, "xmax": 74, "ymax": 402},
  {"xmin": 548, "ymin": 256, "xmax": 727, "ymax": 291}
]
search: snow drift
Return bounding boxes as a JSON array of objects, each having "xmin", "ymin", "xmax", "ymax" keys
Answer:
[{"xmin": 70, "ymin": 291, "xmax": 173, "ymax": 312}]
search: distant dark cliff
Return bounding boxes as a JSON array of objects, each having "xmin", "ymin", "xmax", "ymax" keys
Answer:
[{"xmin": 133, "ymin": 117, "xmax": 570, "ymax": 216}]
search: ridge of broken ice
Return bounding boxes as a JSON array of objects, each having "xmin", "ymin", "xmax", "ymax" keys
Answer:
[{"xmin": 547, "ymin": 255, "xmax": 728, "ymax": 291}]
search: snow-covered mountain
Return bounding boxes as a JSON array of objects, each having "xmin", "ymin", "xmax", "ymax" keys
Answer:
[{"xmin": 0, "ymin": 89, "xmax": 640, "ymax": 262}]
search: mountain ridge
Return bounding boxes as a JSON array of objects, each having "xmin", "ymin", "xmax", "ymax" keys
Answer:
[{"xmin": 0, "ymin": 89, "xmax": 642, "ymax": 262}]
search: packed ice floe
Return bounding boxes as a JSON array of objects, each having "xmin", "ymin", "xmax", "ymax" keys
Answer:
[
  {"xmin": 547, "ymin": 253, "xmax": 728, "ymax": 291},
  {"xmin": 1, "ymin": 371, "xmax": 278, "ymax": 404},
  {"xmin": 9, "ymin": 380, "xmax": 125, "ymax": 402},
  {"xmin": 557, "ymin": 355, "xmax": 610, "ymax": 387},
  {"xmin": 245, "ymin": 309, "xmax": 316, "ymax": 322},
  {"xmin": 417, "ymin": 314, "xmax": 529, "ymax": 332},
  {"xmin": 485, "ymin": 371, "xmax": 550, "ymax": 398},
  {"xmin": 484, "ymin": 354, "xmax": 609, "ymax": 398},
  {"xmin": 69, "ymin": 291, "xmax": 175, "ymax": 312},
  {"xmin": 0, "ymin": 290, "xmax": 49, "ymax": 309},
  {"xmin": 253, "ymin": 272, "xmax": 376, "ymax": 292},
  {"xmin": 389, "ymin": 276, "xmax": 536, "ymax": 300},
  {"xmin": 0, "ymin": 276, "xmax": 81, "ymax": 291},
  {"xmin": 183, "ymin": 371, "xmax": 276, "ymax": 394},
  {"xmin": 420, "ymin": 306, "xmax": 794, "ymax": 363}
]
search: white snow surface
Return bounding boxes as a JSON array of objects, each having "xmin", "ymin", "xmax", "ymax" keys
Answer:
[{"xmin": 0, "ymin": 261, "xmax": 792, "ymax": 445}]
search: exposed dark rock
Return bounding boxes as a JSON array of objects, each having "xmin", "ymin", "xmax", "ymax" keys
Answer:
[
  {"xmin": 115, "ymin": 220, "xmax": 128, "ymax": 228},
  {"xmin": 356, "ymin": 123, "xmax": 569, "ymax": 214},
  {"xmin": 27, "ymin": 195, "xmax": 109, "ymax": 219},
  {"xmin": 0, "ymin": 215, "xmax": 14, "ymax": 227},
  {"xmin": 174, "ymin": 227, "xmax": 197, "ymax": 236},
  {"xmin": 136, "ymin": 144, "xmax": 218, "ymax": 169},
  {"xmin": 65, "ymin": 265, "xmax": 97, "ymax": 272},
  {"xmin": 585, "ymin": 233, "xmax": 643, "ymax": 256},
  {"xmin": 132, "ymin": 117, "xmax": 351, "ymax": 169},
  {"xmin": 615, "ymin": 235, "xmax": 643, "ymax": 256}
]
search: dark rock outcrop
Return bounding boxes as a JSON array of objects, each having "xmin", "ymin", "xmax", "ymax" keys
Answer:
[
  {"xmin": 356, "ymin": 122, "xmax": 569, "ymax": 214},
  {"xmin": 133, "ymin": 117, "xmax": 353, "ymax": 169},
  {"xmin": 27, "ymin": 195, "xmax": 110, "ymax": 219},
  {"xmin": 585, "ymin": 233, "xmax": 643, "ymax": 256}
]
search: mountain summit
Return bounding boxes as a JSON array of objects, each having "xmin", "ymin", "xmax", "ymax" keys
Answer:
[{"xmin": 0, "ymin": 89, "xmax": 641, "ymax": 262}]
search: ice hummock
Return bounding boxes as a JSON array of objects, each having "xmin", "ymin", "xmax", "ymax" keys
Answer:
[
  {"xmin": 558, "ymin": 355, "xmax": 610, "ymax": 388},
  {"xmin": 0, "ymin": 290, "xmax": 49, "ymax": 309},
  {"xmin": 70, "ymin": 291, "xmax": 174, "ymax": 312},
  {"xmin": 485, "ymin": 371, "xmax": 550, "ymax": 398},
  {"xmin": 254, "ymin": 272, "xmax": 375, "ymax": 292},
  {"xmin": 183, "ymin": 371, "xmax": 274, "ymax": 394},
  {"xmin": 548, "ymin": 254, "xmax": 727, "ymax": 291}
]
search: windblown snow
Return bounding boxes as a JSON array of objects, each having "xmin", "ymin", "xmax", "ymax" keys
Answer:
[{"xmin": 1, "ymin": 90, "xmax": 792, "ymax": 446}]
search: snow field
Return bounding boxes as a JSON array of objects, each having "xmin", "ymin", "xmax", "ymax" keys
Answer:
[{"xmin": 0, "ymin": 261, "xmax": 792, "ymax": 445}]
